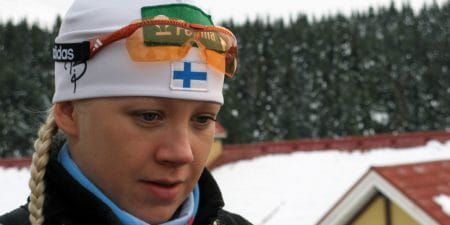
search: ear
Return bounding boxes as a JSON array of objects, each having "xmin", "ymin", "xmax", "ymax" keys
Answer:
[{"xmin": 54, "ymin": 102, "xmax": 79, "ymax": 137}]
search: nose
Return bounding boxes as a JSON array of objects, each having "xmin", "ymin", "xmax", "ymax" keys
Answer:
[{"xmin": 155, "ymin": 125, "xmax": 194, "ymax": 167}]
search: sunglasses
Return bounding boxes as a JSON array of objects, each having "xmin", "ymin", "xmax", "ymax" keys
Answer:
[{"xmin": 53, "ymin": 17, "xmax": 238, "ymax": 77}]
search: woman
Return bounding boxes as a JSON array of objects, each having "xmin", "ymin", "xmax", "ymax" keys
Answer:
[{"xmin": 0, "ymin": 0, "xmax": 251, "ymax": 224}]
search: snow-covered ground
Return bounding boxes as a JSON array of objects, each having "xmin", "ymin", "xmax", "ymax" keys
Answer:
[
  {"xmin": 0, "ymin": 167, "xmax": 31, "ymax": 213},
  {"xmin": 1, "ymin": 141, "xmax": 450, "ymax": 224}
]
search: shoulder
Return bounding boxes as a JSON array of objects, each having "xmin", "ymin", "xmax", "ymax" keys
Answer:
[
  {"xmin": 216, "ymin": 209, "xmax": 253, "ymax": 225},
  {"xmin": 196, "ymin": 170, "xmax": 253, "ymax": 225},
  {"xmin": 0, "ymin": 205, "xmax": 30, "ymax": 225}
]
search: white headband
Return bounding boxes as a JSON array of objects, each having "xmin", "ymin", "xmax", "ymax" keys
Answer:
[{"xmin": 52, "ymin": 0, "xmax": 225, "ymax": 104}]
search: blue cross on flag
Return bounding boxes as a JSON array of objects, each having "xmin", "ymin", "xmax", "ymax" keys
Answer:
[{"xmin": 171, "ymin": 61, "xmax": 208, "ymax": 91}]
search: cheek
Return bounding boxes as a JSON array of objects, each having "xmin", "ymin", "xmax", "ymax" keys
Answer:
[
  {"xmin": 192, "ymin": 128, "xmax": 216, "ymax": 163},
  {"xmin": 76, "ymin": 114, "xmax": 142, "ymax": 170}
]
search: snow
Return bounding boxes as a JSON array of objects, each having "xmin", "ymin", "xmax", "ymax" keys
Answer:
[
  {"xmin": 212, "ymin": 140, "xmax": 450, "ymax": 225},
  {"xmin": 1, "ymin": 141, "xmax": 450, "ymax": 225},
  {"xmin": 434, "ymin": 194, "xmax": 450, "ymax": 216},
  {"xmin": 370, "ymin": 111, "xmax": 389, "ymax": 125},
  {"xmin": 0, "ymin": 167, "xmax": 30, "ymax": 214}
]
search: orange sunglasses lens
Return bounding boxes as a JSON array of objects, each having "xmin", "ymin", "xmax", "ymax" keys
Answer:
[{"xmin": 125, "ymin": 22, "xmax": 237, "ymax": 77}]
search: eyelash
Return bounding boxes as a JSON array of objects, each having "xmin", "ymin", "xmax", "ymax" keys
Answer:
[
  {"xmin": 135, "ymin": 111, "xmax": 162, "ymax": 123},
  {"xmin": 133, "ymin": 112, "xmax": 216, "ymax": 126},
  {"xmin": 194, "ymin": 115, "xmax": 217, "ymax": 125}
]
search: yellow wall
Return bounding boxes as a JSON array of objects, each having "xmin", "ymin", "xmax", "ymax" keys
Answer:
[
  {"xmin": 206, "ymin": 140, "xmax": 222, "ymax": 166},
  {"xmin": 349, "ymin": 194, "xmax": 421, "ymax": 225},
  {"xmin": 351, "ymin": 195, "xmax": 386, "ymax": 225},
  {"xmin": 351, "ymin": 196, "xmax": 386, "ymax": 225},
  {"xmin": 391, "ymin": 202, "xmax": 420, "ymax": 225}
]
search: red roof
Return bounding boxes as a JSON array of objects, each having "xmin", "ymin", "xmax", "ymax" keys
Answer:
[{"xmin": 373, "ymin": 160, "xmax": 450, "ymax": 224}]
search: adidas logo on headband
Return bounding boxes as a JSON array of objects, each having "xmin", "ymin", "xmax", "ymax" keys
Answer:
[
  {"xmin": 53, "ymin": 42, "xmax": 90, "ymax": 62},
  {"xmin": 53, "ymin": 46, "xmax": 74, "ymax": 61}
]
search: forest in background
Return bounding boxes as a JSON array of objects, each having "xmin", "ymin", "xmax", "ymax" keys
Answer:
[{"xmin": 0, "ymin": 2, "xmax": 449, "ymax": 157}]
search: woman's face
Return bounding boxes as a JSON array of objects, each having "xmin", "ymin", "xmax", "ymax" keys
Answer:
[{"xmin": 67, "ymin": 97, "xmax": 220, "ymax": 224}]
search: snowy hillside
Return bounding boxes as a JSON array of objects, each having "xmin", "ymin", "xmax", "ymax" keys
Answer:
[{"xmin": 1, "ymin": 141, "xmax": 450, "ymax": 225}]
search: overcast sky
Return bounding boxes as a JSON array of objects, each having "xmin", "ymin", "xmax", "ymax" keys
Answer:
[{"xmin": 0, "ymin": 0, "xmax": 447, "ymax": 28}]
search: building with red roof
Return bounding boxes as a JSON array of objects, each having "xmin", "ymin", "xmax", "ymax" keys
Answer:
[{"xmin": 318, "ymin": 160, "xmax": 450, "ymax": 225}]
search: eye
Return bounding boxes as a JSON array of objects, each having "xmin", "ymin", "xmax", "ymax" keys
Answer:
[
  {"xmin": 193, "ymin": 115, "xmax": 216, "ymax": 126},
  {"xmin": 135, "ymin": 111, "xmax": 162, "ymax": 123}
]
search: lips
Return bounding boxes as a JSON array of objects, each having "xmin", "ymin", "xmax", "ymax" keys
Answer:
[{"xmin": 140, "ymin": 179, "xmax": 183, "ymax": 200}]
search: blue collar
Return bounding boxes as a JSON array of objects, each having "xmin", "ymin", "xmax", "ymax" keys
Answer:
[{"xmin": 57, "ymin": 144, "xmax": 200, "ymax": 225}]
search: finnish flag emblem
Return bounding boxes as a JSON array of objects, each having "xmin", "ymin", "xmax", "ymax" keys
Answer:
[{"xmin": 171, "ymin": 61, "xmax": 208, "ymax": 92}]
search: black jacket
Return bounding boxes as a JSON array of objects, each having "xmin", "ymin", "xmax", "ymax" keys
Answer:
[{"xmin": 0, "ymin": 158, "xmax": 252, "ymax": 225}]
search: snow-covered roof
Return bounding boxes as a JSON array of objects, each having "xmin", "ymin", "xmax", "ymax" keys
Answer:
[
  {"xmin": 318, "ymin": 159, "xmax": 450, "ymax": 225},
  {"xmin": 375, "ymin": 160, "xmax": 450, "ymax": 224}
]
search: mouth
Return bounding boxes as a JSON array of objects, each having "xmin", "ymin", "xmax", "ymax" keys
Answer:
[{"xmin": 139, "ymin": 179, "xmax": 183, "ymax": 200}]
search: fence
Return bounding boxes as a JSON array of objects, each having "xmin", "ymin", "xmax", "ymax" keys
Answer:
[
  {"xmin": 0, "ymin": 158, "xmax": 31, "ymax": 169},
  {"xmin": 208, "ymin": 130, "xmax": 450, "ymax": 168}
]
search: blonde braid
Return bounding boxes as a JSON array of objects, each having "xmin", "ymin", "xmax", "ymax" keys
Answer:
[{"xmin": 28, "ymin": 108, "xmax": 58, "ymax": 225}]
